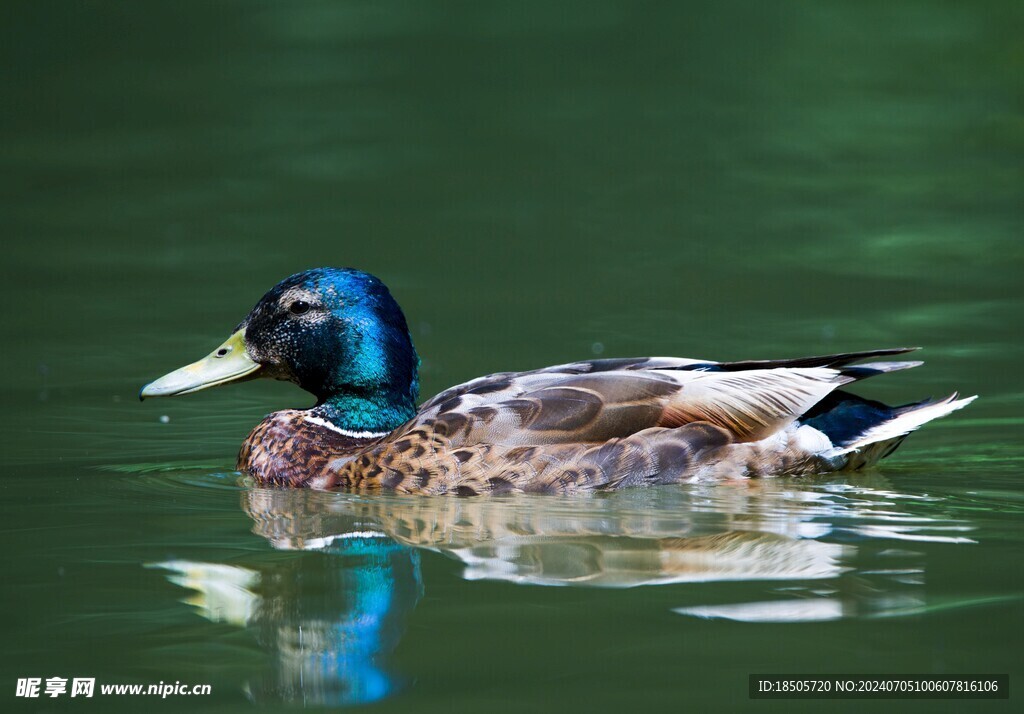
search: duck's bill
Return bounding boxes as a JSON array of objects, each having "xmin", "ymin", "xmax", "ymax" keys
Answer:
[{"xmin": 139, "ymin": 329, "xmax": 261, "ymax": 399}]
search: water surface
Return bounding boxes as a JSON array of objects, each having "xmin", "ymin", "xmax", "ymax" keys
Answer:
[{"xmin": 1, "ymin": 1, "xmax": 1022, "ymax": 712}]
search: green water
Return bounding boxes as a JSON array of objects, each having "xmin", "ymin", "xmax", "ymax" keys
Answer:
[{"xmin": 2, "ymin": 1, "xmax": 1022, "ymax": 711}]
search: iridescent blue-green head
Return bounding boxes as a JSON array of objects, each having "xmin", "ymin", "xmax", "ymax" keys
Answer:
[{"xmin": 141, "ymin": 268, "xmax": 420, "ymax": 433}]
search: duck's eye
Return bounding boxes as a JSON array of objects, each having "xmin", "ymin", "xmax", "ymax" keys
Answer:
[{"xmin": 289, "ymin": 300, "xmax": 311, "ymax": 316}]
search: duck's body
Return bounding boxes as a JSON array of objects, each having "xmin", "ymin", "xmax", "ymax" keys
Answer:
[
  {"xmin": 236, "ymin": 351, "xmax": 971, "ymax": 494},
  {"xmin": 142, "ymin": 268, "xmax": 974, "ymax": 495}
]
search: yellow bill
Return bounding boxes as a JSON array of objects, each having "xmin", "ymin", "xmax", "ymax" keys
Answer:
[{"xmin": 140, "ymin": 329, "xmax": 261, "ymax": 399}]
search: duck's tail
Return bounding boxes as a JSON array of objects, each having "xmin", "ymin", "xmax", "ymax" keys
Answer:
[{"xmin": 822, "ymin": 392, "xmax": 976, "ymax": 469}]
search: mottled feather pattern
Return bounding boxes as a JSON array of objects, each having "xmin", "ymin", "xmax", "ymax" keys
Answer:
[
  {"xmin": 239, "ymin": 411, "xmax": 381, "ymax": 489},
  {"xmin": 312, "ymin": 422, "xmax": 742, "ymax": 495}
]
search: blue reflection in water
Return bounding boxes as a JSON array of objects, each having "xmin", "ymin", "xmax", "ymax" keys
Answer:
[
  {"xmin": 153, "ymin": 493, "xmax": 423, "ymax": 707},
  {"xmin": 248, "ymin": 536, "xmax": 422, "ymax": 706}
]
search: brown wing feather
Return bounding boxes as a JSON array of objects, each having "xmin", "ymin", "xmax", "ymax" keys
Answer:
[
  {"xmin": 416, "ymin": 356, "xmax": 708, "ymax": 416},
  {"xmin": 455, "ymin": 372, "xmax": 683, "ymax": 446}
]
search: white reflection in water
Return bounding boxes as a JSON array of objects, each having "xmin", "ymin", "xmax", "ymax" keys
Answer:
[
  {"xmin": 676, "ymin": 599, "xmax": 847, "ymax": 623},
  {"xmin": 241, "ymin": 476, "xmax": 972, "ymax": 589},
  {"xmin": 150, "ymin": 560, "xmax": 260, "ymax": 626},
  {"xmin": 451, "ymin": 531, "xmax": 847, "ymax": 586}
]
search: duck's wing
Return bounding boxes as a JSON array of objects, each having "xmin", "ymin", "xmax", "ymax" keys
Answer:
[
  {"xmin": 411, "ymin": 367, "xmax": 852, "ymax": 449},
  {"xmin": 410, "ymin": 348, "xmax": 920, "ymax": 448},
  {"xmin": 417, "ymin": 348, "xmax": 919, "ymax": 416}
]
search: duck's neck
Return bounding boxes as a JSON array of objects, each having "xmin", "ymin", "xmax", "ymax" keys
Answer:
[
  {"xmin": 297, "ymin": 299, "xmax": 420, "ymax": 437},
  {"xmin": 309, "ymin": 391, "xmax": 416, "ymax": 436}
]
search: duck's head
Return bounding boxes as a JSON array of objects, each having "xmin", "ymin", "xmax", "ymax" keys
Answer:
[{"xmin": 141, "ymin": 268, "xmax": 419, "ymax": 432}]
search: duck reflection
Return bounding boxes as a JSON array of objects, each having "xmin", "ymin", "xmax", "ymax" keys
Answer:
[
  {"xmin": 153, "ymin": 474, "xmax": 970, "ymax": 706},
  {"xmin": 151, "ymin": 519, "xmax": 422, "ymax": 707},
  {"xmin": 243, "ymin": 486, "xmax": 853, "ymax": 587}
]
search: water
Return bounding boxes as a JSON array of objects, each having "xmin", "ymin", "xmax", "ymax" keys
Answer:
[{"xmin": 2, "ymin": 1, "xmax": 1022, "ymax": 711}]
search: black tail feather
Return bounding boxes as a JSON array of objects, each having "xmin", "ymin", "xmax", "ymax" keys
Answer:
[{"xmin": 707, "ymin": 347, "xmax": 921, "ymax": 373}]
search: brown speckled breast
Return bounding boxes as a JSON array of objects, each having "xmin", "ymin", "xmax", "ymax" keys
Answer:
[{"xmin": 238, "ymin": 410, "xmax": 383, "ymax": 488}]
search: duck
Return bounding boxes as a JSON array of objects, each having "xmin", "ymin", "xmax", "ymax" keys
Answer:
[{"xmin": 140, "ymin": 267, "xmax": 975, "ymax": 495}]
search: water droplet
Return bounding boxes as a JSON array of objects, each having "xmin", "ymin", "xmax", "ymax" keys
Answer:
[{"xmin": 159, "ymin": 415, "xmax": 170, "ymax": 424}]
